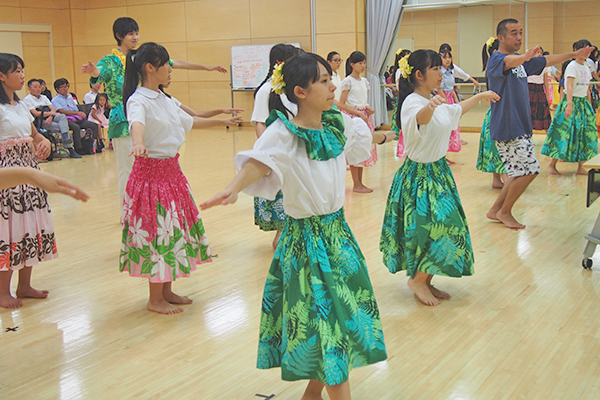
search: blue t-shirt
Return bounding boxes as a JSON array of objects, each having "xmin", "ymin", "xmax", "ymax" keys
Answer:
[
  {"xmin": 441, "ymin": 67, "xmax": 455, "ymax": 92},
  {"xmin": 487, "ymin": 52, "xmax": 546, "ymax": 141}
]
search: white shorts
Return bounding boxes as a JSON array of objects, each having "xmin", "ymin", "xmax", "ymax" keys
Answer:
[{"xmin": 495, "ymin": 135, "xmax": 540, "ymax": 178}]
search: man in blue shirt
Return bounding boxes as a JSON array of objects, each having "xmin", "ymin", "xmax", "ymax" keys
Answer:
[
  {"xmin": 51, "ymin": 78, "xmax": 99, "ymax": 155},
  {"xmin": 486, "ymin": 18, "xmax": 593, "ymax": 230}
]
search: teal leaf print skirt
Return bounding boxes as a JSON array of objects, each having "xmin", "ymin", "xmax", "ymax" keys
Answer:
[
  {"xmin": 257, "ymin": 208, "xmax": 387, "ymax": 385},
  {"xmin": 476, "ymin": 109, "xmax": 506, "ymax": 174},
  {"xmin": 380, "ymin": 158, "xmax": 474, "ymax": 279},
  {"xmin": 254, "ymin": 191, "xmax": 286, "ymax": 231},
  {"xmin": 541, "ymin": 96, "xmax": 598, "ymax": 163}
]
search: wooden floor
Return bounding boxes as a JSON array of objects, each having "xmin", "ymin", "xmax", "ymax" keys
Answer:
[{"xmin": 2, "ymin": 121, "xmax": 600, "ymax": 400}]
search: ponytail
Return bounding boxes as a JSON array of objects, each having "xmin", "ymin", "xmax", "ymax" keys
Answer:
[
  {"xmin": 482, "ymin": 38, "xmax": 499, "ymax": 71},
  {"xmin": 395, "ymin": 49, "xmax": 441, "ymax": 128},
  {"xmin": 123, "ymin": 48, "xmax": 140, "ymax": 118},
  {"xmin": 345, "ymin": 51, "xmax": 366, "ymax": 76},
  {"xmin": 122, "ymin": 42, "xmax": 170, "ymax": 118},
  {"xmin": 254, "ymin": 44, "xmax": 301, "ymax": 99}
]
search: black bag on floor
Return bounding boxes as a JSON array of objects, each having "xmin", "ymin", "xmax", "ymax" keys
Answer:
[{"xmin": 80, "ymin": 128, "xmax": 95, "ymax": 154}]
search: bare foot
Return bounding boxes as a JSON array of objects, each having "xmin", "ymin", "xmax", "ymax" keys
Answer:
[
  {"xmin": 461, "ymin": 139, "xmax": 468, "ymax": 145},
  {"xmin": 147, "ymin": 299, "xmax": 184, "ymax": 315},
  {"xmin": 407, "ymin": 278, "xmax": 440, "ymax": 306},
  {"xmin": 0, "ymin": 294, "xmax": 23, "ymax": 309},
  {"xmin": 486, "ymin": 209, "xmax": 500, "ymax": 221},
  {"xmin": 272, "ymin": 230, "xmax": 282, "ymax": 250},
  {"xmin": 163, "ymin": 292, "xmax": 193, "ymax": 305},
  {"xmin": 548, "ymin": 166, "xmax": 561, "ymax": 175},
  {"xmin": 577, "ymin": 168, "xmax": 589, "ymax": 176},
  {"xmin": 447, "ymin": 159, "xmax": 456, "ymax": 165},
  {"xmin": 353, "ymin": 185, "xmax": 373, "ymax": 193},
  {"xmin": 16, "ymin": 287, "xmax": 49, "ymax": 299},
  {"xmin": 495, "ymin": 210, "xmax": 526, "ymax": 230},
  {"xmin": 429, "ymin": 285, "xmax": 451, "ymax": 300},
  {"xmin": 492, "ymin": 179, "xmax": 504, "ymax": 189}
]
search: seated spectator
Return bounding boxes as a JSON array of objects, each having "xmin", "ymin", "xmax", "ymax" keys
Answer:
[
  {"xmin": 23, "ymin": 79, "xmax": 81, "ymax": 159},
  {"xmin": 39, "ymin": 79, "xmax": 52, "ymax": 100},
  {"xmin": 84, "ymin": 82, "xmax": 101, "ymax": 104},
  {"xmin": 87, "ymin": 93, "xmax": 109, "ymax": 151},
  {"xmin": 52, "ymin": 78, "xmax": 100, "ymax": 155}
]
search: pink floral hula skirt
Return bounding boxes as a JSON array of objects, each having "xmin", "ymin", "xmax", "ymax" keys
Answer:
[
  {"xmin": 120, "ymin": 154, "xmax": 212, "ymax": 283},
  {"xmin": 443, "ymin": 91, "xmax": 461, "ymax": 152},
  {"xmin": 343, "ymin": 106, "xmax": 378, "ymax": 167}
]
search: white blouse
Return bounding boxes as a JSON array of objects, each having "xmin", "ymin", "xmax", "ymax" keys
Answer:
[
  {"xmin": 235, "ymin": 113, "xmax": 372, "ymax": 219},
  {"xmin": 340, "ymin": 76, "xmax": 370, "ymax": 108},
  {"xmin": 126, "ymin": 87, "xmax": 194, "ymax": 159},
  {"xmin": 401, "ymin": 93, "xmax": 462, "ymax": 163},
  {"xmin": 251, "ymin": 80, "xmax": 297, "ymax": 125},
  {"xmin": 331, "ymin": 72, "xmax": 343, "ymax": 101},
  {"xmin": 0, "ymin": 101, "xmax": 34, "ymax": 142}
]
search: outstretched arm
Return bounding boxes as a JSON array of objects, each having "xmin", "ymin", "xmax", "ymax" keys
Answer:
[
  {"xmin": 81, "ymin": 61, "xmax": 101, "ymax": 78},
  {"xmin": 179, "ymin": 104, "xmax": 244, "ymax": 118},
  {"xmin": 503, "ymin": 46, "xmax": 541, "ymax": 71},
  {"xmin": 545, "ymin": 46, "xmax": 593, "ymax": 68},
  {"xmin": 172, "ymin": 60, "xmax": 227, "ymax": 74},
  {"xmin": 458, "ymin": 91, "xmax": 500, "ymax": 115},
  {"xmin": 191, "ymin": 114, "xmax": 243, "ymax": 129},
  {"xmin": 128, "ymin": 122, "xmax": 147, "ymax": 157},
  {"xmin": 0, "ymin": 168, "xmax": 90, "ymax": 201},
  {"xmin": 200, "ymin": 159, "xmax": 270, "ymax": 209}
]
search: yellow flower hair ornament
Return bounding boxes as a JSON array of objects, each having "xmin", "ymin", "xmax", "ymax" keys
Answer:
[
  {"xmin": 486, "ymin": 37, "xmax": 497, "ymax": 49},
  {"xmin": 271, "ymin": 63, "xmax": 286, "ymax": 95},
  {"xmin": 397, "ymin": 54, "xmax": 413, "ymax": 81},
  {"xmin": 396, "ymin": 48, "xmax": 404, "ymax": 56}
]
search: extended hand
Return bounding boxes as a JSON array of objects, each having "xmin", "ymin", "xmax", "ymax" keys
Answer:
[
  {"xmin": 428, "ymin": 95, "xmax": 448, "ymax": 110},
  {"xmin": 224, "ymin": 115, "xmax": 244, "ymax": 125},
  {"xmin": 481, "ymin": 90, "xmax": 501, "ymax": 103},
  {"xmin": 211, "ymin": 65, "xmax": 228, "ymax": 74},
  {"xmin": 30, "ymin": 170, "xmax": 90, "ymax": 201},
  {"xmin": 222, "ymin": 108, "xmax": 245, "ymax": 114},
  {"xmin": 81, "ymin": 61, "xmax": 97, "ymax": 75},
  {"xmin": 574, "ymin": 46, "xmax": 594, "ymax": 60},
  {"xmin": 200, "ymin": 189, "xmax": 238, "ymax": 210},
  {"xmin": 129, "ymin": 144, "xmax": 148, "ymax": 157},
  {"xmin": 524, "ymin": 45, "xmax": 542, "ymax": 61}
]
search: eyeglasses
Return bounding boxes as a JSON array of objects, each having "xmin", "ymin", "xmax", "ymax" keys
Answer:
[{"xmin": 332, "ymin": 59, "xmax": 343, "ymax": 63}]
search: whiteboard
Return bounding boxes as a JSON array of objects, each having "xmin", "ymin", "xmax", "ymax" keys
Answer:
[{"xmin": 230, "ymin": 43, "xmax": 301, "ymax": 90}]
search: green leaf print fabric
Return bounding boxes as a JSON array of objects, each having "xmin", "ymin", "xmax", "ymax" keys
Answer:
[
  {"xmin": 476, "ymin": 109, "xmax": 506, "ymax": 174},
  {"xmin": 90, "ymin": 52, "xmax": 128, "ymax": 139},
  {"xmin": 265, "ymin": 106, "xmax": 347, "ymax": 161},
  {"xmin": 380, "ymin": 158, "xmax": 474, "ymax": 279},
  {"xmin": 257, "ymin": 208, "xmax": 387, "ymax": 385},
  {"xmin": 541, "ymin": 96, "xmax": 598, "ymax": 163}
]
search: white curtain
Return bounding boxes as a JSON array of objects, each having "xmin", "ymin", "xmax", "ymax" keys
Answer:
[{"xmin": 365, "ymin": 0, "xmax": 406, "ymax": 127}]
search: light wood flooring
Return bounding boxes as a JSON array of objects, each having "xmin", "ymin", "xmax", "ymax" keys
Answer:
[{"xmin": 2, "ymin": 120, "xmax": 600, "ymax": 399}]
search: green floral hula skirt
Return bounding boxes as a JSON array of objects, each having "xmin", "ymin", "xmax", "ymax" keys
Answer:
[
  {"xmin": 380, "ymin": 157, "xmax": 474, "ymax": 279},
  {"xmin": 476, "ymin": 109, "xmax": 506, "ymax": 174},
  {"xmin": 257, "ymin": 208, "xmax": 387, "ymax": 385},
  {"xmin": 541, "ymin": 96, "xmax": 598, "ymax": 163}
]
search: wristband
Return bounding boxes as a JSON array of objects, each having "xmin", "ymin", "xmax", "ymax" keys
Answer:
[{"xmin": 378, "ymin": 134, "xmax": 386, "ymax": 145}]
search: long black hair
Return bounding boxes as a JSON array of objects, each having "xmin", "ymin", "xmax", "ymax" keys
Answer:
[
  {"xmin": 122, "ymin": 42, "xmax": 170, "ymax": 117},
  {"xmin": 255, "ymin": 44, "xmax": 301, "ymax": 98},
  {"xmin": 0, "ymin": 53, "xmax": 24, "ymax": 104},
  {"xmin": 268, "ymin": 52, "xmax": 332, "ymax": 117},
  {"xmin": 482, "ymin": 38, "xmax": 499, "ymax": 71},
  {"xmin": 439, "ymin": 49, "xmax": 454, "ymax": 70},
  {"xmin": 345, "ymin": 51, "xmax": 366, "ymax": 76},
  {"xmin": 395, "ymin": 49, "xmax": 442, "ymax": 128},
  {"xmin": 391, "ymin": 49, "xmax": 411, "ymax": 84},
  {"xmin": 94, "ymin": 92, "xmax": 110, "ymax": 111}
]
